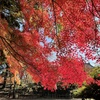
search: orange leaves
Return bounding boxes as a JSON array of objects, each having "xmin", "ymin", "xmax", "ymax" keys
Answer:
[
  {"xmin": 6, "ymin": 55, "xmax": 23, "ymax": 85},
  {"xmin": 22, "ymin": 32, "xmax": 34, "ymax": 44},
  {"xmin": 11, "ymin": 71, "xmax": 21, "ymax": 85},
  {"xmin": 0, "ymin": 76, "xmax": 4, "ymax": 83},
  {"xmin": 6, "ymin": 55, "xmax": 22, "ymax": 74},
  {"xmin": 0, "ymin": 17, "xmax": 8, "ymax": 37}
]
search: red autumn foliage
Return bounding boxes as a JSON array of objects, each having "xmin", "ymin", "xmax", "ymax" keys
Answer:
[{"xmin": 0, "ymin": 0, "xmax": 100, "ymax": 90}]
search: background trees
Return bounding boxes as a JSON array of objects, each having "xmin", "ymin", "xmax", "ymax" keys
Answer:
[{"xmin": 73, "ymin": 66, "xmax": 100, "ymax": 99}]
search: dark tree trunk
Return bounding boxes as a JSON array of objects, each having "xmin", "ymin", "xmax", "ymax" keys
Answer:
[
  {"xmin": 0, "ymin": 69, "xmax": 8, "ymax": 89},
  {"xmin": 12, "ymin": 81, "xmax": 16, "ymax": 99}
]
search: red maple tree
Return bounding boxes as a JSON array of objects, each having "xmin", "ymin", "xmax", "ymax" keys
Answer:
[{"xmin": 0, "ymin": 0, "xmax": 100, "ymax": 90}]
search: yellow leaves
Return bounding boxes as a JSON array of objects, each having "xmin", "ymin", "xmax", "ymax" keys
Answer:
[
  {"xmin": 29, "ymin": 16, "xmax": 33, "ymax": 23},
  {"xmin": 14, "ymin": 71, "xmax": 21, "ymax": 85},
  {"xmin": 56, "ymin": 23, "xmax": 63, "ymax": 35},
  {"xmin": 9, "ymin": 67, "xmax": 21, "ymax": 85},
  {"xmin": 11, "ymin": 11, "xmax": 23, "ymax": 18},
  {"xmin": 6, "ymin": 55, "xmax": 22, "ymax": 84}
]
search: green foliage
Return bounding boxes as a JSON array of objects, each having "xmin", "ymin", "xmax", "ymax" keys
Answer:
[
  {"xmin": 73, "ymin": 86, "xmax": 86, "ymax": 97},
  {"xmin": 57, "ymin": 23, "xmax": 63, "ymax": 33},
  {"xmin": 27, "ymin": 83, "xmax": 34, "ymax": 88},
  {"xmin": 89, "ymin": 66, "xmax": 100, "ymax": 79},
  {"xmin": 34, "ymin": 3, "xmax": 39, "ymax": 10},
  {"xmin": 0, "ymin": 0, "xmax": 20, "ymax": 11},
  {"xmin": 73, "ymin": 66, "xmax": 100, "ymax": 99},
  {"xmin": 73, "ymin": 83, "xmax": 100, "ymax": 99}
]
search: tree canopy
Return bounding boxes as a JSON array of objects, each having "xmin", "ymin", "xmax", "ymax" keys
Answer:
[{"xmin": 0, "ymin": 0, "xmax": 100, "ymax": 90}]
